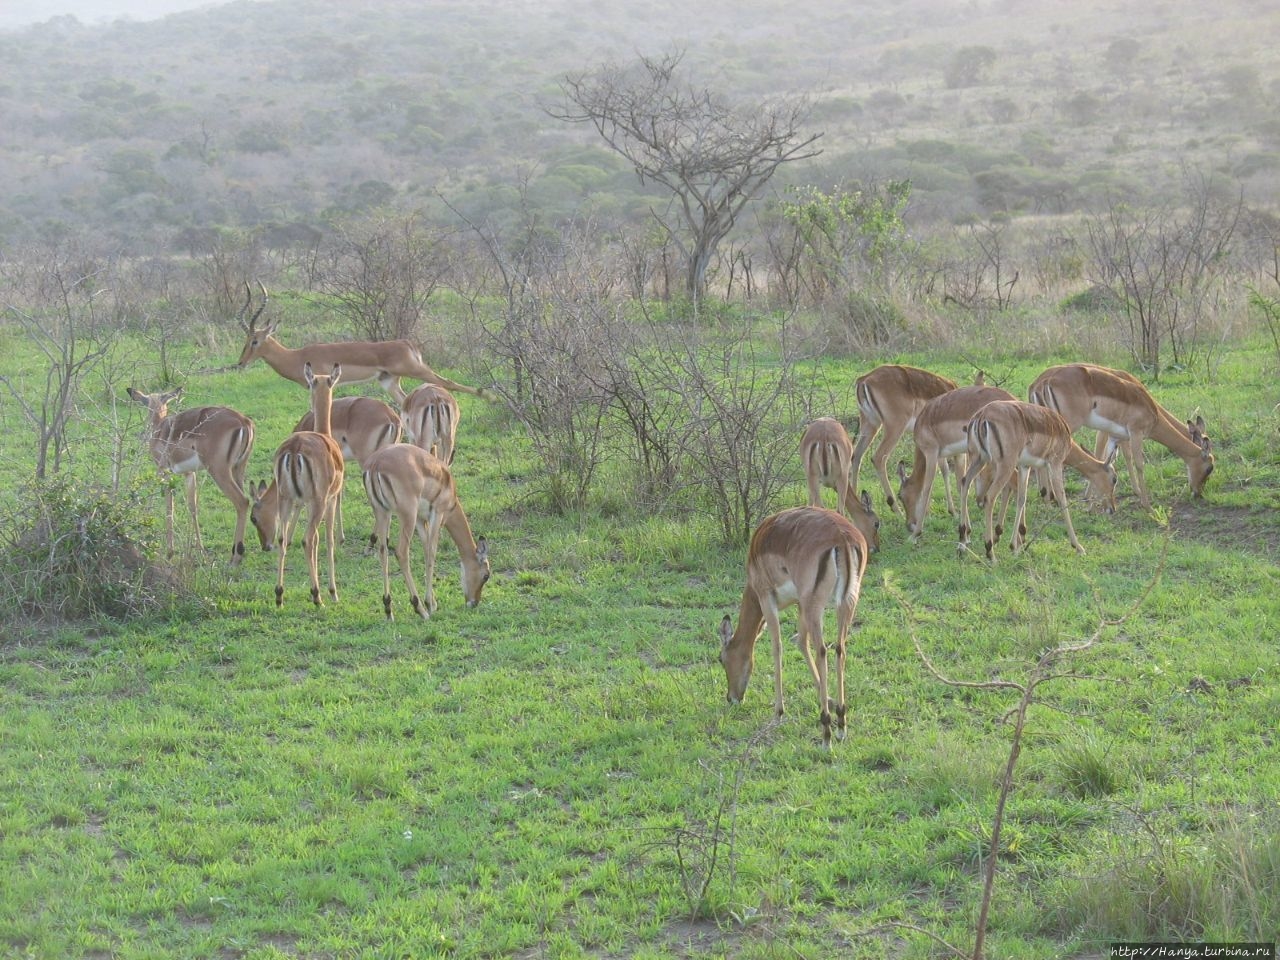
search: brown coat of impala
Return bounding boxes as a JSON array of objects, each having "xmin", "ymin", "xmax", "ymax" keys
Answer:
[
  {"xmin": 251, "ymin": 395, "xmax": 402, "ymax": 550},
  {"xmin": 1027, "ymin": 363, "xmax": 1214, "ymax": 507},
  {"xmin": 895, "ymin": 384, "xmax": 1015, "ymax": 543},
  {"xmin": 126, "ymin": 386, "xmax": 255, "ymax": 565},
  {"xmin": 800, "ymin": 417, "xmax": 880, "ymax": 552},
  {"xmin": 719, "ymin": 506, "xmax": 869, "ymax": 749},
  {"xmin": 269, "ymin": 362, "xmax": 345, "ymax": 607},
  {"xmin": 362, "ymin": 443, "xmax": 490, "ymax": 620},
  {"xmin": 234, "ymin": 283, "xmax": 490, "ymax": 400},
  {"xmin": 399, "ymin": 382, "xmax": 460, "ymax": 465},
  {"xmin": 957, "ymin": 400, "xmax": 1117, "ymax": 561}
]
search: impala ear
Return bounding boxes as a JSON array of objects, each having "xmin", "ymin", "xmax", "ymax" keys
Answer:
[
  {"xmin": 330, "ymin": 362, "xmax": 342, "ymax": 385},
  {"xmin": 896, "ymin": 461, "xmax": 908, "ymax": 483},
  {"xmin": 861, "ymin": 489, "xmax": 874, "ymax": 513},
  {"xmin": 474, "ymin": 535, "xmax": 489, "ymax": 563},
  {"xmin": 718, "ymin": 614, "xmax": 734, "ymax": 650},
  {"xmin": 303, "ymin": 361, "xmax": 315, "ymax": 386}
]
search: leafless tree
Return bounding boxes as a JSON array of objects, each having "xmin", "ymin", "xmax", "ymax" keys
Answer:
[
  {"xmin": 315, "ymin": 211, "xmax": 450, "ymax": 342},
  {"xmin": 552, "ymin": 48, "xmax": 822, "ymax": 303}
]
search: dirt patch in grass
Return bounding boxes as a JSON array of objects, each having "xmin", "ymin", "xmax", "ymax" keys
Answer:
[{"xmin": 1166, "ymin": 501, "xmax": 1280, "ymax": 557}]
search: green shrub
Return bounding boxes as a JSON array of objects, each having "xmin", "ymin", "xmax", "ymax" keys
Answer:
[{"xmin": 0, "ymin": 475, "xmax": 180, "ymax": 622}]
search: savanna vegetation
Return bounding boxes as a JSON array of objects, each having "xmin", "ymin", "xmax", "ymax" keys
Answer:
[{"xmin": 2, "ymin": 1, "xmax": 1279, "ymax": 957}]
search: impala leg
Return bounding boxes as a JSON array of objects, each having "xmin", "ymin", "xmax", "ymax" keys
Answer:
[
  {"xmin": 1050, "ymin": 467, "xmax": 1085, "ymax": 555},
  {"xmin": 333, "ymin": 488, "xmax": 346, "ymax": 545},
  {"xmin": 164, "ymin": 481, "xmax": 177, "ymax": 558},
  {"xmin": 375, "ymin": 507, "xmax": 395, "ymax": 620},
  {"xmin": 1126, "ymin": 438, "xmax": 1151, "ymax": 509},
  {"xmin": 1011, "ymin": 466, "xmax": 1032, "ymax": 553},
  {"xmin": 184, "ymin": 473, "xmax": 204, "ymax": 550},
  {"xmin": 399, "ymin": 508, "xmax": 428, "ymax": 620},
  {"xmin": 834, "ymin": 594, "xmax": 856, "ymax": 742},
  {"xmin": 762, "ymin": 600, "xmax": 785, "ymax": 719},
  {"xmin": 304, "ymin": 513, "xmax": 324, "ymax": 608},
  {"xmin": 872, "ymin": 424, "xmax": 906, "ymax": 515},
  {"xmin": 422, "ymin": 509, "xmax": 444, "ymax": 615},
  {"xmin": 324, "ymin": 497, "xmax": 339, "ymax": 602},
  {"xmin": 848, "ymin": 422, "xmax": 878, "ymax": 507},
  {"xmin": 956, "ymin": 454, "xmax": 986, "ymax": 554},
  {"xmin": 797, "ymin": 603, "xmax": 832, "ymax": 748},
  {"xmin": 274, "ymin": 495, "xmax": 291, "ymax": 607},
  {"xmin": 939, "ymin": 456, "xmax": 956, "ymax": 515}
]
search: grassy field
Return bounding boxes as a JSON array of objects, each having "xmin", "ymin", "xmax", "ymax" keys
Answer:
[{"xmin": 1, "ymin": 328, "xmax": 1278, "ymax": 959}]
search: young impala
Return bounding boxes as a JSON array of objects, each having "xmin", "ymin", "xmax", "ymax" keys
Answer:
[
  {"xmin": 957, "ymin": 399, "xmax": 1117, "ymax": 562},
  {"xmin": 126, "ymin": 386, "xmax": 255, "ymax": 565},
  {"xmin": 719, "ymin": 506, "xmax": 869, "ymax": 749},
  {"xmin": 800, "ymin": 417, "xmax": 880, "ymax": 552},
  {"xmin": 266, "ymin": 362, "xmax": 345, "ymax": 607},
  {"xmin": 251, "ymin": 395, "xmax": 402, "ymax": 550},
  {"xmin": 362, "ymin": 443, "xmax": 490, "ymax": 620}
]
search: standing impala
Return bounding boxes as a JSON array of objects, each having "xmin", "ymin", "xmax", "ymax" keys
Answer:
[
  {"xmin": 718, "ymin": 506, "xmax": 869, "ymax": 749},
  {"xmin": 250, "ymin": 395, "xmax": 402, "ymax": 550},
  {"xmin": 126, "ymin": 386, "xmax": 255, "ymax": 565},
  {"xmin": 800, "ymin": 417, "xmax": 880, "ymax": 552},
  {"xmin": 234, "ymin": 283, "xmax": 491, "ymax": 401},
  {"xmin": 895, "ymin": 384, "xmax": 1015, "ymax": 543},
  {"xmin": 268, "ymin": 362, "xmax": 345, "ymax": 607},
  {"xmin": 398, "ymin": 383, "xmax": 460, "ymax": 465},
  {"xmin": 850, "ymin": 364, "xmax": 958, "ymax": 514},
  {"xmin": 362, "ymin": 443, "xmax": 490, "ymax": 620},
  {"xmin": 957, "ymin": 400, "xmax": 1118, "ymax": 562},
  {"xmin": 1027, "ymin": 363, "xmax": 1214, "ymax": 507}
]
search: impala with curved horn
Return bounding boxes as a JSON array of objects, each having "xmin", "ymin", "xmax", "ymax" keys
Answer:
[{"xmin": 235, "ymin": 282, "xmax": 491, "ymax": 401}]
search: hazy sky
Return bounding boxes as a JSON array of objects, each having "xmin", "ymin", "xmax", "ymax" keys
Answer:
[{"xmin": 1, "ymin": 0, "xmax": 224, "ymax": 29}]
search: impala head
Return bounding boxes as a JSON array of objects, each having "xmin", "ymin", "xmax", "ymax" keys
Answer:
[
  {"xmin": 235, "ymin": 280, "xmax": 274, "ymax": 368},
  {"xmin": 1186, "ymin": 416, "xmax": 1215, "ymax": 497},
  {"xmin": 852, "ymin": 488, "xmax": 881, "ymax": 553},
  {"xmin": 461, "ymin": 536, "xmax": 492, "ymax": 608},
  {"xmin": 718, "ymin": 614, "xmax": 758, "ymax": 703},
  {"xmin": 1084, "ymin": 446, "xmax": 1120, "ymax": 514},
  {"xmin": 304, "ymin": 361, "xmax": 342, "ymax": 392},
  {"xmin": 126, "ymin": 385, "xmax": 182, "ymax": 420},
  {"xmin": 248, "ymin": 479, "xmax": 278, "ymax": 550}
]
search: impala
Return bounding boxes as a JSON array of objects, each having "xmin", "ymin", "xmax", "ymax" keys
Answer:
[
  {"xmin": 1027, "ymin": 363, "xmax": 1214, "ymax": 508},
  {"xmin": 250, "ymin": 395, "xmax": 402, "ymax": 549},
  {"xmin": 267, "ymin": 362, "xmax": 345, "ymax": 607},
  {"xmin": 234, "ymin": 282, "xmax": 491, "ymax": 401},
  {"xmin": 362, "ymin": 443, "xmax": 490, "ymax": 620},
  {"xmin": 126, "ymin": 386, "xmax": 255, "ymax": 565},
  {"xmin": 398, "ymin": 382, "xmax": 460, "ymax": 465},
  {"xmin": 956, "ymin": 400, "xmax": 1118, "ymax": 561},
  {"xmin": 800, "ymin": 417, "xmax": 880, "ymax": 552},
  {"xmin": 718, "ymin": 506, "xmax": 869, "ymax": 749},
  {"xmin": 850, "ymin": 364, "xmax": 958, "ymax": 514},
  {"xmin": 895, "ymin": 384, "xmax": 1014, "ymax": 543}
]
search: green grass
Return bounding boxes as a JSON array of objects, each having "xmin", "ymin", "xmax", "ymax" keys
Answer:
[{"xmin": 1, "ymin": 333, "xmax": 1279, "ymax": 958}]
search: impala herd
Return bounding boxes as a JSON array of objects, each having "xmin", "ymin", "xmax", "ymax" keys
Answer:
[{"xmin": 125, "ymin": 291, "xmax": 1216, "ymax": 748}]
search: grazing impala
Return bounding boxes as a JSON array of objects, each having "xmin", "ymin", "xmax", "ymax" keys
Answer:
[
  {"xmin": 957, "ymin": 400, "xmax": 1118, "ymax": 562},
  {"xmin": 126, "ymin": 386, "xmax": 255, "ymax": 565},
  {"xmin": 267, "ymin": 362, "xmax": 345, "ymax": 607},
  {"xmin": 895, "ymin": 384, "xmax": 1015, "ymax": 543},
  {"xmin": 398, "ymin": 383, "xmax": 460, "ymax": 465},
  {"xmin": 1027, "ymin": 363, "xmax": 1214, "ymax": 508},
  {"xmin": 850, "ymin": 364, "xmax": 958, "ymax": 514},
  {"xmin": 362, "ymin": 443, "xmax": 490, "ymax": 620},
  {"xmin": 718, "ymin": 506, "xmax": 869, "ymax": 749},
  {"xmin": 234, "ymin": 282, "xmax": 491, "ymax": 400},
  {"xmin": 800, "ymin": 417, "xmax": 880, "ymax": 552},
  {"xmin": 250, "ymin": 396, "xmax": 402, "ymax": 550}
]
